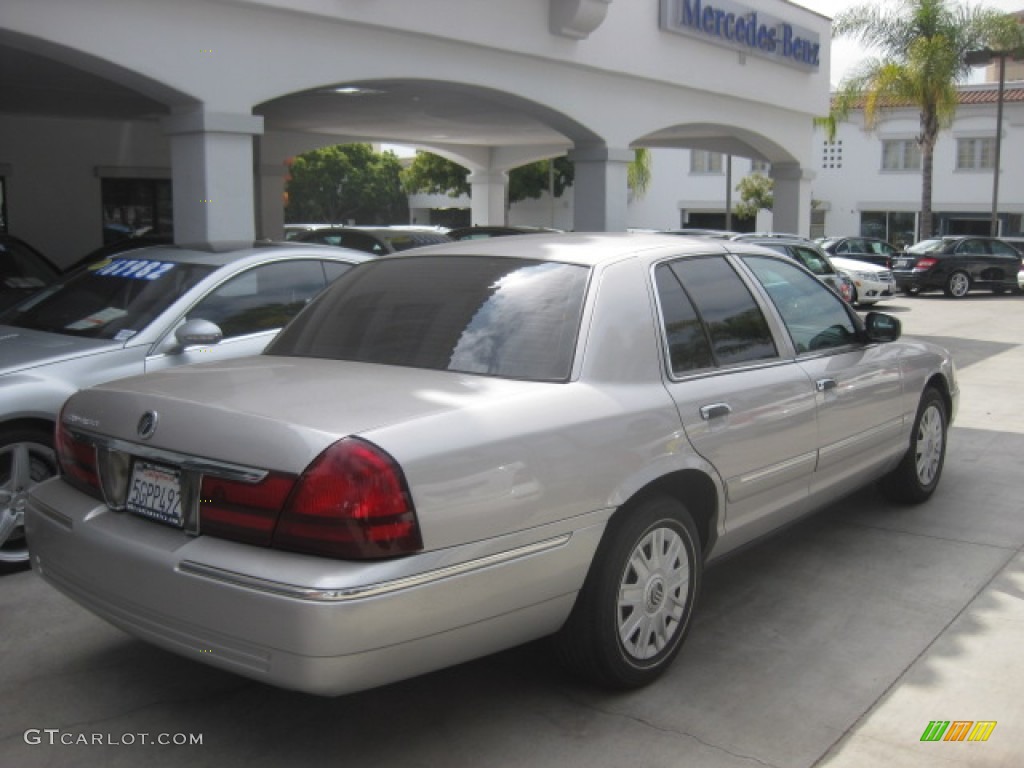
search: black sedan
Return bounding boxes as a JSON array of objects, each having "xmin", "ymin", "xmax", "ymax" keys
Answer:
[
  {"xmin": 892, "ymin": 236, "xmax": 1022, "ymax": 297},
  {"xmin": 0, "ymin": 233, "xmax": 61, "ymax": 310},
  {"xmin": 818, "ymin": 236, "xmax": 899, "ymax": 269}
]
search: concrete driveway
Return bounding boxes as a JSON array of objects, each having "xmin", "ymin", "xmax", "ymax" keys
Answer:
[{"xmin": 2, "ymin": 292, "xmax": 1022, "ymax": 768}]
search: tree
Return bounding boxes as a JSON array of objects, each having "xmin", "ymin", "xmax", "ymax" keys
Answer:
[
  {"xmin": 285, "ymin": 144, "xmax": 409, "ymax": 224},
  {"xmin": 400, "ymin": 148, "xmax": 652, "ymax": 204},
  {"xmin": 733, "ymin": 173, "xmax": 773, "ymax": 220},
  {"xmin": 827, "ymin": 0, "xmax": 1023, "ymax": 239}
]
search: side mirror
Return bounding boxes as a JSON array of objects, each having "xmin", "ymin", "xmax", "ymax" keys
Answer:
[
  {"xmin": 173, "ymin": 318, "xmax": 223, "ymax": 351},
  {"xmin": 864, "ymin": 312, "xmax": 901, "ymax": 343}
]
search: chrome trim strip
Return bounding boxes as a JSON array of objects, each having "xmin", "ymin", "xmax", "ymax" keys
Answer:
[
  {"xmin": 177, "ymin": 534, "xmax": 573, "ymax": 602},
  {"xmin": 65, "ymin": 428, "xmax": 268, "ymax": 483},
  {"xmin": 818, "ymin": 419, "xmax": 902, "ymax": 460},
  {"xmin": 736, "ymin": 451, "xmax": 818, "ymax": 486}
]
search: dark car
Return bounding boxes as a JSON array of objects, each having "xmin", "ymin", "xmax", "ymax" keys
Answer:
[
  {"xmin": 447, "ymin": 225, "xmax": 562, "ymax": 240},
  {"xmin": 735, "ymin": 236, "xmax": 855, "ymax": 303},
  {"xmin": 818, "ymin": 236, "xmax": 899, "ymax": 269},
  {"xmin": 295, "ymin": 226, "xmax": 451, "ymax": 254},
  {"xmin": 0, "ymin": 234, "xmax": 61, "ymax": 311},
  {"xmin": 892, "ymin": 236, "xmax": 1023, "ymax": 297}
]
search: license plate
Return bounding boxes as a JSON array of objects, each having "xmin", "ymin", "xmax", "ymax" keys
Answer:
[
  {"xmin": 126, "ymin": 461, "xmax": 184, "ymax": 528},
  {"xmin": 895, "ymin": 258, "xmax": 911, "ymax": 268}
]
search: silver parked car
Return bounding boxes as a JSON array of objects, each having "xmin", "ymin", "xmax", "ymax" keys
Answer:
[
  {"xmin": 26, "ymin": 233, "xmax": 957, "ymax": 695},
  {"xmin": 1, "ymin": 242, "xmax": 372, "ymax": 569}
]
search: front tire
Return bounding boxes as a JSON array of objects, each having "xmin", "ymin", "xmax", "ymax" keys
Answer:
[
  {"xmin": 879, "ymin": 388, "xmax": 947, "ymax": 503},
  {"xmin": 944, "ymin": 271, "xmax": 971, "ymax": 298},
  {"xmin": 1, "ymin": 427, "xmax": 58, "ymax": 572},
  {"xmin": 555, "ymin": 495, "xmax": 702, "ymax": 689}
]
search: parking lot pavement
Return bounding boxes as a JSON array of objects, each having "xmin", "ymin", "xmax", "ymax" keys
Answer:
[{"xmin": 2, "ymin": 294, "xmax": 1022, "ymax": 768}]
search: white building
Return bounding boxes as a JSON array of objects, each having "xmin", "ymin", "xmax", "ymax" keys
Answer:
[{"xmin": 0, "ymin": 0, "xmax": 832, "ymax": 267}]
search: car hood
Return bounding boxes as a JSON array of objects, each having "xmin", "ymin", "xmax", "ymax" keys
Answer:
[
  {"xmin": 0, "ymin": 325, "xmax": 121, "ymax": 375},
  {"xmin": 829, "ymin": 256, "xmax": 887, "ymax": 273},
  {"xmin": 65, "ymin": 355, "xmax": 555, "ymax": 474}
]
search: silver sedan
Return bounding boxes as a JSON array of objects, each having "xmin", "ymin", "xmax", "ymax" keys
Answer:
[
  {"xmin": 1, "ymin": 242, "xmax": 372, "ymax": 569},
  {"xmin": 26, "ymin": 233, "xmax": 957, "ymax": 695}
]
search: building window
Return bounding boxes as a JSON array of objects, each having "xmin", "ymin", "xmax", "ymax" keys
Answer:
[
  {"xmin": 956, "ymin": 138, "xmax": 995, "ymax": 170},
  {"xmin": 101, "ymin": 178, "xmax": 173, "ymax": 244},
  {"xmin": 860, "ymin": 210, "xmax": 917, "ymax": 249},
  {"xmin": 751, "ymin": 159, "xmax": 771, "ymax": 174},
  {"xmin": 690, "ymin": 150, "xmax": 723, "ymax": 175},
  {"xmin": 821, "ymin": 140, "xmax": 843, "ymax": 169},
  {"xmin": 881, "ymin": 139, "xmax": 921, "ymax": 171}
]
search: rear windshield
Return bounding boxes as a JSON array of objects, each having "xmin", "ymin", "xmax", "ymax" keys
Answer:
[
  {"xmin": 1, "ymin": 258, "xmax": 214, "ymax": 339},
  {"xmin": 266, "ymin": 255, "xmax": 589, "ymax": 382},
  {"xmin": 907, "ymin": 239, "xmax": 945, "ymax": 254}
]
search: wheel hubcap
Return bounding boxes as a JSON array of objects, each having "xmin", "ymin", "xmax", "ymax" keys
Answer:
[
  {"xmin": 951, "ymin": 274, "xmax": 969, "ymax": 296},
  {"xmin": 0, "ymin": 441, "xmax": 57, "ymax": 564},
  {"xmin": 617, "ymin": 526, "xmax": 690, "ymax": 661},
  {"xmin": 915, "ymin": 405, "xmax": 944, "ymax": 486}
]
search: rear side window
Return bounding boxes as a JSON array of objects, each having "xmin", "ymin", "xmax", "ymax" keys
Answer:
[
  {"xmin": 660, "ymin": 256, "xmax": 777, "ymax": 367},
  {"xmin": 267, "ymin": 256, "xmax": 589, "ymax": 382},
  {"xmin": 655, "ymin": 264, "xmax": 714, "ymax": 374}
]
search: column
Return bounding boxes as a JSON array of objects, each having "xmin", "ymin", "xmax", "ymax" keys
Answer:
[
  {"xmin": 467, "ymin": 170, "xmax": 509, "ymax": 227},
  {"xmin": 568, "ymin": 145, "xmax": 633, "ymax": 232},
  {"xmin": 161, "ymin": 109, "xmax": 264, "ymax": 244},
  {"xmin": 770, "ymin": 162, "xmax": 814, "ymax": 237}
]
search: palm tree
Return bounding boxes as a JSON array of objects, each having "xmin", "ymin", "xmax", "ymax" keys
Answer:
[{"xmin": 828, "ymin": 0, "xmax": 1023, "ymax": 239}]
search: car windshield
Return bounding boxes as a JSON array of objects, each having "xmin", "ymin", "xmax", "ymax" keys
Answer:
[
  {"xmin": 267, "ymin": 255, "xmax": 589, "ymax": 382},
  {"xmin": 379, "ymin": 232, "xmax": 451, "ymax": 251},
  {"xmin": 0, "ymin": 257, "xmax": 215, "ymax": 339},
  {"xmin": 907, "ymin": 239, "xmax": 945, "ymax": 254}
]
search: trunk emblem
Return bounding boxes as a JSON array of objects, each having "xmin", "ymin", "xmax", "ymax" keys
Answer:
[{"xmin": 137, "ymin": 411, "xmax": 159, "ymax": 440}]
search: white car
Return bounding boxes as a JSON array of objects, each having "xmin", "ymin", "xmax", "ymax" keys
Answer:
[{"xmin": 829, "ymin": 256, "xmax": 895, "ymax": 306}]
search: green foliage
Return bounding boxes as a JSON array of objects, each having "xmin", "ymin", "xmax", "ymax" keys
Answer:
[
  {"xmin": 733, "ymin": 173, "xmax": 773, "ymax": 219},
  {"xmin": 628, "ymin": 148, "xmax": 652, "ymax": 198},
  {"xmin": 285, "ymin": 144, "xmax": 409, "ymax": 224},
  {"xmin": 400, "ymin": 148, "xmax": 651, "ymax": 203},
  {"xmin": 825, "ymin": 1, "xmax": 1024, "ymax": 238},
  {"xmin": 401, "ymin": 152, "xmax": 471, "ymax": 198}
]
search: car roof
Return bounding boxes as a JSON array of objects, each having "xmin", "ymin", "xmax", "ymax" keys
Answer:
[
  {"xmin": 90, "ymin": 240, "xmax": 375, "ymax": 268},
  {"xmin": 381, "ymin": 231, "xmax": 745, "ymax": 268}
]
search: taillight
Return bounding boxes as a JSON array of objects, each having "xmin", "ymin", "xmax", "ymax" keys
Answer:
[
  {"xmin": 273, "ymin": 437, "xmax": 423, "ymax": 559},
  {"xmin": 199, "ymin": 472, "xmax": 296, "ymax": 546},
  {"xmin": 55, "ymin": 412, "xmax": 101, "ymax": 497},
  {"xmin": 914, "ymin": 257, "xmax": 938, "ymax": 271}
]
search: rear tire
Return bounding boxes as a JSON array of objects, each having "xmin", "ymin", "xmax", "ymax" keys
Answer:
[
  {"xmin": 555, "ymin": 495, "xmax": 702, "ymax": 689},
  {"xmin": 879, "ymin": 388, "xmax": 947, "ymax": 504}
]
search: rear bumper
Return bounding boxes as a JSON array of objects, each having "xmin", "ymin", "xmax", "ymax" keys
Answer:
[{"xmin": 26, "ymin": 477, "xmax": 606, "ymax": 696}]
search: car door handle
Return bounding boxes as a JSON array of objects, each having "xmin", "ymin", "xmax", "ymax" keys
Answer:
[
  {"xmin": 816, "ymin": 378, "xmax": 838, "ymax": 392},
  {"xmin": 699, "ymin": 403, "xmax": 732, "ymax": 420}
]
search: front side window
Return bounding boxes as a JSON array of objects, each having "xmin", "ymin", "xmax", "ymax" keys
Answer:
[
  {"xmin": 188, "ymin": 260, "xmax": 335, "ymax": 339},
  {"xmin": 743, "ymin": 256, "xmax": 857, "ymax": 355},
  {"xmin": 267, "ymin": 256, "xmax": 588, "ymax": 382},
  {"xmin": 881, "ymin": 139, "xmax": 921, "ymax": 171},
  {"xmin": 665, "ymin": 257, "xmax": 777, "ymax": 366}
]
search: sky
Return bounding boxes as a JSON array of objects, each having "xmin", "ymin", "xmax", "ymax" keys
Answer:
[{"xmin": 789, "ymin": 0, "xmax": 1024, "ymax": 85}]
